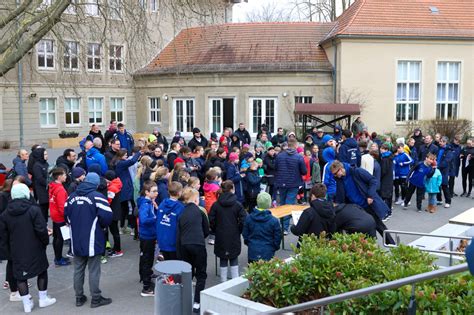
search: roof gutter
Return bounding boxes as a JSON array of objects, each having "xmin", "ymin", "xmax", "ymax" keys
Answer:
[
  {"xmin": 332, "ymin": 39, "xmax": 337, "ymax": 103},
  {"xmin": 320, "ymin": 34, "xmax": 474, "ymax": 45}
]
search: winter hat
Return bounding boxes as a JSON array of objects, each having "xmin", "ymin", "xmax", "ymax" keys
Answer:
[
  {"xmin": 84, "ymin": 172, "xmax": 100, "ymax": 186},
  {"xmin": 257, "ymin": 192, "xmax": 272, "ymax": 210},
  {"xmin": 148, "ymin": 134, "xmax": 157, "ymax": 143},
  {"xmin": 243, "ymin": 144, "xmax": 250, "ymax": 149},
  {"xmin": 192, "ymin": 127, "xmax": 201, "ymax": 134},
  {"xmin": 175, "ymin": 131, "xmax": 181, "ymax": 136},
  {"xmin": 322, "ymin": 135, "xmax": 334, "ymax": 144},
  {"xmin": 210, "ymin": 132, "xmax": 218, "ymax": 141},
  {"xmin": 72, "ymin": 167, "xmax": 86, "ymax": 179},
  {"xmin": 255, "ymin": 142, "xmax": 264, "ymax": 149},
  {"xmin": 287, "ymin": 132, "xmax": 296, "ymax": 138},
  {"xmin": 88, "ymin": 163, "xmax": 102, "ymax": 175},
  {"xmin": 11, "ymin": 183, "xmax": 30, "ymax": 200},
  {"xmin": 104, "ymin": 170, "xmax": 117, "ymax": 181},
  {"xmin": 229, "ymin": 152, "xmax": 239, "ymax": 162},
  {"xmin": 255, "ymin": 158, "xmax": 263, "ymax": 164},
  {"xmin": 174, "ymin": 157, "xmax": 185, "ymax": 164},
  {"xmin": 396, "ymin": 137, "xmax": 406, "ymax": 145},
  {"xmin": 297, "ymin": 147, "xmax": 304, "ymax": 153}
]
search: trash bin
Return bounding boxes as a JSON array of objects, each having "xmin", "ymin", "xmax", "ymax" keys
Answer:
[{"xmin": 154, "ymin": 260, "xmax": 192, "ymax": 315}]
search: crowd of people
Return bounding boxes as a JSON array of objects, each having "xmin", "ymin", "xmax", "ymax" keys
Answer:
[{"xmin": 0, "ymin": 117, "xmax": 473, "ymax": 313}]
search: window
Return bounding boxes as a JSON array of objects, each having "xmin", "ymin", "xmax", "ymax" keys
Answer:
[
  {"xmin": 110, "ymin": 97, "xmax": 124, "ymax": 122},
  {"xmin": 86, "ymin": 0, "xmax": 99, "ymax": 16},
  {"xmin": 109, "ymin": 0, "xmax": 121, "ymax": 19},
  {"xmin": 139, "ymin": 0, "xmax": 146, "ymax": 9},
  {"xmin": 109, "ymin": 45, "xmax": 123, "ymax": 72},
  {"xmin": 436, "ymin": 62, "xmax": 460, "ymax": 120},
  {"xmin": 295, "ymin": 96, "xmax": 313, "ymax": 124},
  {"xmin": 150, "ymin": 0, "xmax": 158, "ymax": 11},
  {"xmin": 396, "ymin": 61, "xmax": 421, "ymax": 122},
  {"xmin": 39, "ymin": 98, "xmax": 56, "ymax": 127},
  {"xmin": 63, "ymin": 41, "xmax": 79, "ymax": 70},
  {"xmin": 37, "ymin": 40, "xmax": 54, "ymax": 69},
  {"xmin": 65, "ymin": 98, "xmax": 81, "ymax": 126},
  {"xmin": 87, "ymin": 43, "xmax": 101, "ymax": 71},
  {"xmin": 149, "ymin": 98, "xmax": 161, "ymax": 123},
  {"xmin": 88, "ymin": 98, "xmax": 103, "ymax": 124},
  {"xmin": 249, "ymin": 97, "xmax": 277, "ymax": 134},
  {"xmin": 65, "ymin": 0, "xmax": 77, "ymax": 14}
]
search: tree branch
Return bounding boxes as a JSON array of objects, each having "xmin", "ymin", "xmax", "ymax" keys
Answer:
[{"xmin": 0, "ymin": 0, "xmax": 34, "ymax": 29}]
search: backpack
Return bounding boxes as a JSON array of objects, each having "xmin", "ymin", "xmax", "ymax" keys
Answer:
[{"xmin": 6, "ymin": 168, "xmax": 17, "ymax": 180}]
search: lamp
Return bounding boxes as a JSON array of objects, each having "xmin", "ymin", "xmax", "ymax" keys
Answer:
[
  {"xmin": 282, "ymin": 92, "xmax": 288, "ymax": 97},
  {"xmin": 29, "ymin": 93, "xmax": 37, "ymax": 98},
  {"xmin": 163, "ymin": 95, "xmax": 169, "ymax": 101}
]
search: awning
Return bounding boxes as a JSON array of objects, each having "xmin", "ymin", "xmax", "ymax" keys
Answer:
[{"xmin": 294, "ymin": 103, "xmax": 361, "ymax": 115}]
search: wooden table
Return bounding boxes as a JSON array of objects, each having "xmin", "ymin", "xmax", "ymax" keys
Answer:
[
  {"xmin": 449, "ymin": 207, "xmax": 474, "ymax": 226},
  {"xmin": 270, "ymin": 204, "xmax": 309, "ymax": 249}
]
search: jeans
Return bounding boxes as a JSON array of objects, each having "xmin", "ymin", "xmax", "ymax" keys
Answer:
[
  {"xmin": 428, "ymin": 193, "xmax": 437, "ymax": 206},
  {"xmin": 139, "ymin": 239, "xmax": 155, "ymax": 291},
  {"xmin": 74, "ymin": 255, "xmax": 102, "ymax": 300},
  {"xmin": 278, "ymin": 187, "xmax": 298, "ymax": 231}
]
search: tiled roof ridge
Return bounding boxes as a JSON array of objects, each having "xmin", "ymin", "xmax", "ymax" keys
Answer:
[
  {"xmin": 183, "ymin": 21, "xmax": 333, "ymax": 31},
  {"xmin": 336, "ymin": 0, "xmax": 366, "ymax": 36}
]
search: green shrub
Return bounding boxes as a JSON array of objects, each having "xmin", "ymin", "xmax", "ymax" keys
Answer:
[{"xmin": 243, "ymin": 233, "xmax": 474, "ymax": 313}]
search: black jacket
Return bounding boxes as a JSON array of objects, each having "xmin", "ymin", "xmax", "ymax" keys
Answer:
[
  {"xmin": 290, "ymin": 199, "xmax": 336, "ymax": 240},
  {"xmin": 89, "ymin": 130, "xmax": 105, "ymax": 153},
  {"xmin": 379, "ymin": 153, "xmax": 394, "ymax": 199},
  {"xmin": 203, "ymin": 157, "xmax": 227, "ymax": 180},
  {"xmin": 32, "ymin": 148, "xmax": 49, "ymax": 204},
  {"xmin": 0, "ymin": 198, "xmax": 49, "ymax": 279},
  {"xmin": 105, "ymin": 148, "xmax": 118, "ymax": 170},
  {"xmin": 188, "ymin": 136, "xmax": 209, "ymax": 151},
  {"xmin": 154, "ymin": 133, "xmax": 169, "ymax": 153},
  {"xmin": 167, "ymin": 151, "xmax": 178, "ymax": 171},
  {"xmin": 177, "ymin": 203, "xmax": 209, "ymax": 250},
  {"xmin": 271, "ymin": 134, "xmax": 288, "ymax": 147},
  {"xmin": 56, "ymin": 155, "xmax": 74, "ymax": 189},
  {"xmin": 263, "ymin": 154, "xmax": 276, "ymax": 186},
  {"xmin": 209, "ymin": 192, "xmax": 247, "ymax": 259},
  {"xmin": 234, "ymin": 128, "xmax": 251, "ymax": 145}
]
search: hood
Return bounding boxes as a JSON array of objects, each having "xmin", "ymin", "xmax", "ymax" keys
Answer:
[
  {"xmin": 217, "ymin": 192, "xmax": 237, "ymax": 207},
  {"xmin": 250, "ymin": 209, "xmax": 273, "ymax": 222},
  {"xmin": 137, "ymin": 196, "xmax": 151, "ymax": 209},
  {"xmin": 6, "ymin": 198, "xmax": 31, "ymax": 216},
  {"xmin": 159, "ymin": 198, "xmax": 183, "ymax": 215},
  {"xmin": 203, "ymin": 181, "xmax": 220, "ymax": 192},
  {"xmin": 32, "ymin": 148, "xmax": 46, "ymax": 163},
  {"xmin": 304, "ymin": 135, "xmax": 313, "ymax": 142},
  {"xmin": 86, "ymin": 147, "xmax": 100, "ymax": 157},
  {"xmin": 334, "ymin": 125, "xmax": 342, "ymax": 133},
  {"xmin": 343, "ymin": 137, "xmax": 358, "ymax": 148},
  {"xmin": 12, "ymin": 156, "xmax": 23, "ymax": 165},
  {"xmin": 322, "ymin": 147, "xmax": 335, "ymax": 163},
  {"xmin": 76, "ymin": 181, "xmax": 99, "ymax": 196},
  {"xmin": 88, "ymin": 163, "xmax": 102, "ymax": 174},
  {"xmin": 56, "ymin": 155, "xmax": 74, "ymax": 168},
  {"xmin": 310, "ymin": 199, "xmax": 335, "ymax": 220},
  {"xmin": 286, "ymin": 148, "xmax": 297, "ymax": 155}
]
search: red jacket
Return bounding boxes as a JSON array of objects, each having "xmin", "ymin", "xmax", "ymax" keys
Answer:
[
  {"xmin": 203, "ymin": 181, "xmax": 220, "ymax": 213},
  {"xmin": 49, "ymin": 181, "xmax": 68, "ymax": 223},
  {"xmin": 302, "ymin": 156, "xmax": 311, "ymax": 182},
  {"xmin": 107, "ymin": 178, "xmax": 123, "ymax": 204}
]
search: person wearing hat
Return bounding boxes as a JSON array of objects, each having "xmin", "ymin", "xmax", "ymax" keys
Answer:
[
  {"xmin": 171, "ymin": 131, "xmax": 186, "ymax": 147},
  {"xmin": 311, "ymin": 127, "xmax": 325, "ymax": 148},
  {"xmin": 67, "ymin": 167, "xmax": 86, "ymax": 194},
  {"xmin": 226, "ymin": 152, "xmax": 244, "ymax": 203},
  {"xmin": 0, "ymin": 183, "xmax": 56, "ymax": 312},
  {"xmin": 242, "ymin": 192, "xmax": 281, "ymax": 263},
  {"xmin": 188, "ymin": 128, "xmax": 209, "ymax": 151},
  {"xmin": 151, "ymin": 127, "xmax": 169, "ymax": 153},
  {"xmin": 65, "ymin": 173, "xmax": 113, "ymax": 308},
  {"xmin": 147, "ymin": 134, "xmax": 158, "ymax": 146}
]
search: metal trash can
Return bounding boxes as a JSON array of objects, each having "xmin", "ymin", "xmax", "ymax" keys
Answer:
[{"xmin": 154, "ymin": 260, "xmax": 192, "ymax": 315}]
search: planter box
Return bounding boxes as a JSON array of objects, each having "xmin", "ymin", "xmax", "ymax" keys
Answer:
[
  {"xmin": 201, "ymin": 277, "xmax": 275, "ymax": 315},
  {"xmin": 48, "ymin": 137, "xmax": 82, "ymax": 149}
]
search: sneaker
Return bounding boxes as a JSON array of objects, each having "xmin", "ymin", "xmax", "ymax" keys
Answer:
[
  {"xmin": 417, "ymin": 209, "xmax": 422, "ymax": 213},
  {"xmin": 156, "ymin": 254, "xmax": 164, "ymax": 262},
  {"xmin": 54, "ymin": 257, "xmax": 71, "ymax": 266},
  {"xmin": 66, "ymin": 251, "xmax": 74, "ymax": 258},
  {"xmin": 3, "ymin": 281, "xmax": 8, "ymax": 290},
  {"xmin": 39, "ymin": 296, "xmax": 57, "ymax": 308},
  {"xmin": 76, "ymin": 295, "xmax": 87, "ymax": 307},
  {"xmin": 208, "ymin": 238, "xmax": 215, "ymax": 245},
  {"xmin": 23, "ymin": 295, "xmax": 34, "ymax": 313},
  {"xmin": 453, "ymin": 193, "xmax": 458, "ymax": 197},
  {"xmin": 100, "ymin": 256, "xmax": 108, "ymax": 264},
  {"xmin": 193, "ymin": 303, "xmax": 200, "ymax": 314},
  {"xmin": 140, "ymin": 289, "xmax": 154, "ymax": 297},
  {"xmin": 130, "ymin": 230, "xmax": 135, "ymax": 236},
  {"xmin": 109, "ymin": 250, "xmax": 124, "ymax": 258},
  {"xmin": 444, "ymin": 203, "xmax": 451, "ymax": 208},
  {"xmin": 106, "ymin": 241, "xmax": 112, "ymax": 250},
  {"xmin": 466, "ymin": 193, "xmax": 471, "ymax": 198},
  {"xmin": 91, "ymin": 296, "xmax": 112, "ymax": 308},
  {"xmin": 283, "ymin": 231, "xmax": 289, "ymax": 236},
  {"xmin": 9, "ymin": 291, "xmax": 21, "ymax": 302},
  {"xmin": 460, "ymin": 192, "xmax": 466, "ymax": 197},
  {"xmin": 436, "ymin": 201, "xmax": 443, "ymax": 205},
  {"xmin": 394, "ymin": 199, "xmax": 403, "ymax": 205},
  {"xmin": 408, "ymin": 202, "xmax": 411, "ymax": 206},
  {"xmin": 119, "ymin": 228, "xmax": 124, "ymax": 235},
  {"xmin": 382, "ymin": 215, "xmax": 390, "ymax": 222}
]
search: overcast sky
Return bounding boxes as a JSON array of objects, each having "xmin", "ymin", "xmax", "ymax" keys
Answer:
[{"xmin": 232, "ymin": 0, "xmax": 295, "ymax": 22}]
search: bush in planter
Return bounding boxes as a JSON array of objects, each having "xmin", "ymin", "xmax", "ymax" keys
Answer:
[
  {"xmin": 58, "ymin": 130, "xmax": 79, "ymax": 138},
  {"xmin": 244, "ymin": 233, "xmax": 474, "ymax": 313}
]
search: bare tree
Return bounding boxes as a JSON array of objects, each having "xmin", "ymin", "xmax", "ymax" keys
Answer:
[
  {"xmin": 245, "ymin": 0, "xmax": 293, "ymax": 22},
  {"xmin": 291, "ymin": 0, "xmax": 353, "ymax": 22}
]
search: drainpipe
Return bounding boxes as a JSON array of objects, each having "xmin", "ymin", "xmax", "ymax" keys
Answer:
[
  {"xmin": 332, "ymin": 39, "xmax": 337, "ymax": 103},
  {"xmin": 16, "ymin": 0, "xmax": 24, "ymax": 148}
]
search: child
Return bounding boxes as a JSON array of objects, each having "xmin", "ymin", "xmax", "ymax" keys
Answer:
[
  {"xmin": 226, "ymin": 152, "xmax": 244, "ymax": 204},
  {"xmin": 393, "ymin": 143, "xmax": 413, "ymax": 205},
  {"xmin": 153, "ymin": 166, "xmax": 169, "ymax": 205},
  {"xmin": 262, "ymin": 147, "xmax": 276, "ymax": 197},
  {"xmin": 156, "ymin": 181, "xmax": 184, "ymax": 260},
  {"xmin": 104, "ymin": 170, "xmax": 123, "ymax": 257},
  {"xmin": 379, "ymin": 144, "xmax": 394, "ymax": 215},
  {"xmin": 242, "ymin": 192, "xmax": 281, "ymax": 263},
  {"xmin": 188, "ymin": 176, "xmax": 205, "ymax": 208},
  {"xmin": 404, "ymin": 152, "xmax": 436, "ymax": 212},
  {"xmin": 311, "ymin": 145, "xmax": 321, "ymax": 185},
  {"xmin": 49, "ymin": 168, "xmax": 70, "ymax": 266},
  {"xmin": 177, "ymin": 188, "xmax": 210, "ymax": 314},
  {"xmin": 209, "ymin": 181, "xmax": 247, "ymax": 282},
  {"xmin": 244, "ymin": 161, "xmax": 262, "ymax": 212},
  {"xmin": 138, "ymin": 180, "xmax": 158, "ymax": 297},
  {"xmin": 302, "ymin": 150, "xmax": 312, "ymax": 202},
  {"xmin": 203, "ymin": 169, "xmax": 221, "ymax": 213},
  {"xmin": 424, "ymin": 161, "xmax": 442, "ymax": 213}
]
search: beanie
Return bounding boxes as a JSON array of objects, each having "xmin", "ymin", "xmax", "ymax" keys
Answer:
[
  {"xmin": 255, "ymin": 158, "xmax": 263, "ymax": 164},
  {"xmin": 243, "ymin": 144, "xmax": 250, "ymax": 149},
  {"xmin": 84, "ymin": 173, "xmax": 100, "ymax": 186},
  {"xmin": 11, "ymin": 183, "xmax": 30, "ymax": 200},
  {"xmin": 72, "ymin": 167, "xmax": 86, "ymax": 179},
  {"xmin": 229, "ymin": 152, "xmax": 239, "ymax": 162},
  {"xmin": 257, "ymin": 192, "xmax": 272, "ymax": 210},
  {"xmin": 174, "ymin": 157, "xmax": 185, "ymax": 164},
  {"xmin": 148, "ymin": 134, "xmax": 157, "ymax": 143},
  {"xmin": 322, "ymin": 135, "xmax": 334, "ymax": 144},
  {"xmin": 297, "ymin": 147, "xmax": 304, "ymax": 153},
  {"xmin": 192, "ymin": 127, "xmax": 201, "ymax": 134}
]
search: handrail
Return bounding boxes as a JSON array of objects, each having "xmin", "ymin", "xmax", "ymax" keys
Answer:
[{"xmin": 263, "ymin": 263, "xmax": 468, "ymax": 314}]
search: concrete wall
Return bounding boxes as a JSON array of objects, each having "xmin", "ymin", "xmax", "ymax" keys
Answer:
[{"xmin": 134, "ymin": 71, "xmax": 333, "ymax": 137}]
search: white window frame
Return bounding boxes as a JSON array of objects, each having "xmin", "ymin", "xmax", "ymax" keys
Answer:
[
  {"xmin": 148, "ymin": 97, "xmax": 161, "ymax": 124},
  {"xmin": 436, "ymin": 61, "xmax": 461, "ymax": 120},
  {"xmin": 85, "ymin": 0, "xmax": 100, "ymax": 16},
  {"xmin": 209, "ymin": 98, "xmax": 224, "ymax": 134},
  {"xmin": 295, "ymin": 96, "xmax": 313, "ymax": 125},
  {"xmin": 88, "ymin": 97, "xmax": 104, "ymax": 125},
  {"xmin": 37, "ymin": 39, "xmax": 55, "ymax": 70},
  {"xmin": 150, "ymin": 0, "xmax": 158, "ymax": 12},
  {"xmin": 63, "ymin": 41, "xmax": 79, "ymax": 71},
  {"xmin": 110, "ymin": 97, "xmax": 125, "ymax": 123},
  {"xmin": 173, "ymin": 98, "xmax": 195, "ymax": 137},
  {"xmin": 139, "ymin": 0, "xmax": 146, "ymax": 10},
  {"xmin": 249, "ymin": 97, "xmax": 278, "ymax": 136},
  {"xmin": 64, "ymin": 97, "xmax": 81, "ymax": 126},
  {"xmin": 109, "ymin": 44, "xmax": 124, "ymax": 72},
  {"xmin": 108, "ymin": 0, "xmax": 122, "ymax": 19},
  {"xmin": 87, "ymin": 43, "xmax": 101, "ymax": 72},
  {"xmin": 39, "ymin": 98, "xmax": 57, "ymax": 128},
  {"xmin": 64, "ymin": 0, "xmax": 77, "ymax": 14},
  {"xmin": 395, "ymin": 60, "xmax": 421, "ymax": 123}
]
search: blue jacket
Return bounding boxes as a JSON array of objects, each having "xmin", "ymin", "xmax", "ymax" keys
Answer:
[
  {"xmin": 12, "ymin": 157, "xmax": 31, "ymax": 186},
  {"xmin": 322, "ymin": 147, "xmax": 336, "ymax": 196},
  {"xmin": 275, "ymin": 148, "xmax": 307, "ymax": 189},
  {"xmin": 156, "ymin": 198, "xmax": 184, "ymax": 252},
  {"xmin": 115, "ymin": 152, "xmax": 141, "ymax": 202},
  {"xmin": 373, "ymin": 160, "xmax": 381, "ymax": 191},
  {"xmin": 226, "ymin": 162, "xmax": 244, "ymax": 203},
  {"xmin": 393, "ymin": 152, "xmax": 413, "ymax": 179},
  {"xmin": 338, "ymin": 138, "xmax": 360, "ymax": 167},
  {"xmin": 449, "ymin": 143, "xmax": 462, "ymax": 177},
  {"xmin": 333, "ymin": 125, "xmax": 342, "ymax": 142},
  {"xmin": 156, "ymin": 179, "xmax": 169, "ymax": 205},
  {"xmin": 419, "ymin": 142, "xmax": 439, "ymax": 161},
  {"xmin": 242, "ymin": 209, "xmax": 281, "ymax": 261},
  {"xmin": 424, "ymin": 169, "xmax": 442, "ymax": 194},
  {"xmin": 244, "ymin": 169, "xmax": 261, "ymax": 196},
  {"xmin": 65, "ymin": 182, "xmax": 113, "ymax": 257},
  {"xmin": 114, "ymin": 130, "xmax": 135, "ymax": 155},
  {"xmin": 85, "ymin": 147, "xmax": 108, "ymax": 176},
  {"xmin": 408, "ymin": 161, "xmax": 435, "ymax": 188},
  {"xmin": 138, "ymin": 197, "xmax": 157, "ymax": 240},
  {"xmin": 437, "ymin": 145, "xmax": 454, "ymax": 185}
]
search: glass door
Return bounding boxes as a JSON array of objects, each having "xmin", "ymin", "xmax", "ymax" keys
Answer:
[
  {"xmin": 173, "ymin": 98, "xmax": 195, "ymax": 136},
  {"xmin": 209, "ymin": 98, "xmax": 223, "ymax": 134}
]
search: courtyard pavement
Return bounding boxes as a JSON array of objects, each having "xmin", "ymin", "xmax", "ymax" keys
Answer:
[{"xmin": 0, "ymin": 148, "xmax": 473, "ymax": 314}]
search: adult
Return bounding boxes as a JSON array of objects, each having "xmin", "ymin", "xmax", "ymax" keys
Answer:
[
  {"xmin": 311, "ymin": 128, "xmax": 325, "ymax": 148},
  {"xmin": 167, "ymin": 143, "xmax": 180, "ymax": 171},
  {"xmin": 0, "ymin": 184, "xmax": 56, "ymax": 312},
  {"xmin": 27, "ymin": 144, "xmax": 42, "ymax": 176},
  {"xmin": 188, "ymin": 128, "xmax": 209, "ymax": 151},
  {"xmin": 151, "ymin": 146, "xmax": 168, "ymax": 168},
  {"xmin": 275, "ymin": 138, "xmax": 307, "ymax": 233},
  {"xmin": 12, "ymin": 149, "xmax": 32, "ymax": 186},
  {"xmin": 31, "ymin": 148, "xmax": 49, "ymax": 220},
  {"xmin": 234, "ymin": 123, "xmax": 251, "ymax": 145},
  {"xmin": 256, "ymin": 123, "xmax": 272, "ymax": 141},
  {"xmin": 65, "ymin": 173, "xmax": 113, "ymax": 308},
  {"xmin": 89, "ymin": 124, "xmax": 106, "ymax": 153},
  {"xmin": 333, "ymin": 125, "xmax": 342, "ymax": 142},
  {"xmin": 436, "ymin": 137, "xmax": 453, "ymax": 207},
  {"xmin": 338, "ymin": 130, "xmax": 360, "ymax": 167},
  {"xmin": 151, "ymin": 127, "xmax": 169, "ymax": 153},
  {"xmin": 255, "ymin": 132, "xmax": 272, "ymax": 152},
  {"xmin": 448, "ymin": 136, "xmax": 462, "ymax": 197},
  {"xmin": 334, "ymin": 203, "xmax": 377, "ymax": 238},
  {"xmin": 114, "ymin": 123, "xmax": 135, "ymax": 155},
  {"xmin": 171, "ymin": 131, "xmax": 186, "ymax": 146},
  {"xmin": 84, "ymin": 140, "xmax": 108, "ymax": 176},
  {"xmin": 105, "ymin": 138, "xmax": 121, "ymax": 170},
  {"xmin": 56, "ymin": 149, "xmax": 77, "ymax": 189},
  {"xmin": 412, "ymin": 128, "xmax": 424, "ymax": 153},
  {"xmin": 103, "ymin": 120, "xmax": 117, "ymax": 148},
  {"xmin": 460, "ymin": 139, "xmax": 474, "ymax": 197},
  {"xmin": 351, "ymin": 117, "xmax": 365, "ymax": 136},
  {"xmin": 419, "ymin": 134, "xmax": 439, "ymax": 162},
  {"xmin": 271, "ymin": 127, "xmax": 288, "ymax": 147}
]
